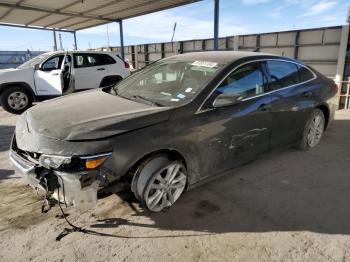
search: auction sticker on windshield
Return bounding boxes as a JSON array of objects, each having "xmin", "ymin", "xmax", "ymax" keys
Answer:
[{"xmin": 191, "ymin": 61, "xmax": 218, "ymax": 68}]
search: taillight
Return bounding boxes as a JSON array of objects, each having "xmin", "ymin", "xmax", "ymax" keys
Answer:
[
  {"xmin": 333, "ymin": 82, "xmax": 339, "ymax": 93},
  {"xmin": 124, "ymin": 61, "xmax": 130, "ymax": 69}
]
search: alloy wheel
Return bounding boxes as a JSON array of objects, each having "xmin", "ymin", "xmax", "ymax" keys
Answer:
[
  {"xmin": 307, "ymin": 114, "xmax": 324, "ymax": 148},
  {"xmin": 144, "ymin": 162, "xmax": 187, "ymax": 212}
]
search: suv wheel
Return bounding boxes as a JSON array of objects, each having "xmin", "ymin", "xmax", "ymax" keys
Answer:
[
  {"xmin": 0, "ymin": 86, "xmax": 33, "ymax": 114},
  {"xmin": 132, "ymin": 156, "xmax": 187, "ymax": 212},
  {"xmin": 296, "ymin": 108, "xmax": 325, "ymax": 150}
]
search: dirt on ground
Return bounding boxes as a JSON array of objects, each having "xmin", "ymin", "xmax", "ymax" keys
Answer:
[{"xmin": 1, "ymin": 108, "xmax": 350, "ymax": 262}]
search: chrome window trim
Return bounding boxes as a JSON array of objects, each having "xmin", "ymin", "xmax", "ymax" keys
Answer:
[{"xmin": 195, "ymin": 58, "xmax": 317, "ymax": 114}]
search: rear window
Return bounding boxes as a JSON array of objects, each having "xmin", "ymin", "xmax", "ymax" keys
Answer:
[
  {"xmin": 266, "ymin": 60, "xmax": 299, "ymax": 90},
  {"xmin": 298, "ymin": 65, "xmax": 314, "ymax": 82}
]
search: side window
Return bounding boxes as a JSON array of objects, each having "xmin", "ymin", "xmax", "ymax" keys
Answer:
[
  {"xmin": 215, "ymin": 62, "xmax": 266, "ymax": 100},
  {"xmin": 74, "ymin": 54, "xmax": 86, "ymax": 68},
  {"xmin": 98, "ymin": 54, "xmax": 116, "ymax": 65},
  {"xmin": 298, "ymin": 65, "xmax": 314, "ymax": 82},
  {"xmin": 266, "ymin": 60, "xmax": 299, "ymax": 90},
  {"xmin": 73, "ymin": 53, "xmax": 116, "ymax": 68},
  {"xmin": 41, "ymin": 55, "xmax": 64, "ymax": 71}
]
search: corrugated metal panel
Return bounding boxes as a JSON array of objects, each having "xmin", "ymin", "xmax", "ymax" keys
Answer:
[
  {"xmin": 1, "ymin": 9, "xmax": 46, "ymax": 24},
  {"xmin": 0, "ymin": 0, "xmax": 201, "ymax": 30},
  {"xmin": 30, "ymin": 14, "xmax": 71, "ymax": 27}
]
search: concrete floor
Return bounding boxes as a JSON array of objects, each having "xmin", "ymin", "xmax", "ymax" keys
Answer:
[{"xmin": 0, "ymin": 108, "xmax": 350, "ymax": 262}]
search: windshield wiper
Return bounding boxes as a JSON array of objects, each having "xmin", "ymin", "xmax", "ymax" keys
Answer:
[{"xmin": 131, "ymin": 95, "xmax": 164, "ymax": 107}]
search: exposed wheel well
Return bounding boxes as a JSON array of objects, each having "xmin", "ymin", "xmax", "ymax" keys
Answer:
[
  {"xmin": 127, "ymin": 149, "xmax": 187, "ymax": 177},
  {"xmin": 316, "ymin": 104, "xmax": 330, "ymax": 129},
  {"xmin": 99, "ymin": 75, "xmax": 123, "ymax": 87},
  {"xmin": 0, "ymin": 82, "xmax": 35, "ymax": 100}
]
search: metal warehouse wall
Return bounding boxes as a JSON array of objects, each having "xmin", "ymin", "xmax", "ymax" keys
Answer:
[
  {"xmin": 100, "ymin": 25, "xmax": 350, "ymax": 109},
  {"xmin": 108, "ymin": 25, "xmax": 341, "ymax": 77}
]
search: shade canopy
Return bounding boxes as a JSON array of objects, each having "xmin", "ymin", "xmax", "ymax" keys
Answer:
[{"xmin": 0, "ymin": 0, "xmax": 201, "ymax": 31}]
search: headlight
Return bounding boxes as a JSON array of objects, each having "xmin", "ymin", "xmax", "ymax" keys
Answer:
[
  {"xmin": 39, "ymin": 155, "xmax": 72, "ymax": 169},
  {"xmin": 39, "ymin": 152, "xmax": 112, "ymax": 170}
]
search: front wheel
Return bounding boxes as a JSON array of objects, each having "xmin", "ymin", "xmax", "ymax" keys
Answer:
[
  {"xmin": 296, "ymin": 108, "xmax": 325, "ymax": 150},
  {"xmin": 132, "ymin": 156, "xmax": 187, "ymax": 212},
  {"xmin": 0, "ymin": 86, "xmax": 33, "ymax": 114}
]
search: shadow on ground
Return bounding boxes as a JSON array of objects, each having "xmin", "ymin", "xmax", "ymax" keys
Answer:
[
  {"xmin": 0, "ymin": 125, "xmax": 14, "ymax": 152},
  {"xmin": 1, "ymin": 115, "xmax": 350, "ymax": 239},
  {"xmin": 90, "ymin": 118, "xmax": 350, "ymax": 236},
  {"xmin": 0, "ymin": 169, "xmax": 18, "ymax": 181}
]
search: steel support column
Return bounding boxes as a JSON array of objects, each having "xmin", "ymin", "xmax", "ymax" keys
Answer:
[
  {"xmin": 53, "ymin": 28, "xmax": 57, "ymax": 51},
  {"xmin": 213, "ymin": 0, "xmax": 220, "ymax": 50},
  {"xmin": 73, "ymin": 31, "xmax": 78, "ymax": 50},
  {"xmin": 118, "ymin": 20, "xmax": 125, "ymax": 60}
]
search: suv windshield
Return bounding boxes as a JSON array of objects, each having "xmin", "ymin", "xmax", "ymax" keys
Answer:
[
  {"xmin": 17, "ymin": 53, "xmax": 55, "ymax": 69},
  {"xmin": 113, "ymin": 59, "xmax": 225, "ymax": 106}
]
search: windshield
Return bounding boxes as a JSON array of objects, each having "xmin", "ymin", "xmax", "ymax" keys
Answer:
[
  {"xmin": 17, "ymin": 53, "xmax": 53, "ymax": 69},
  {"xmin": 112, "ymin": 59, "xmax": 226, "ymax": 106}
]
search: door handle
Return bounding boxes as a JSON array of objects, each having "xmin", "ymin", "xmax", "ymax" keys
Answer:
[
  {"xmin": 51, "ymin": 73, "xmax": 59, "ymax": 76},
  {"xmin": 258, "ymin": 103, "xmax": 272, "ymax": 111},
  {"xmin": 97, "ymin": 68, "xmax": 105, "ymax": 71},
  {"xmin": 302, "ymin": 91, "xmax": 312, "ymax": 97}
]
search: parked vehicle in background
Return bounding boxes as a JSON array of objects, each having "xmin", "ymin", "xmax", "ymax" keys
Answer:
[
  {"xmin": 0, "ymin": 51, "xmax": 130, "ymax": 114},
  {"xmin": 10, "ymin": 51, "xmax": 338, "ymax": 212}
]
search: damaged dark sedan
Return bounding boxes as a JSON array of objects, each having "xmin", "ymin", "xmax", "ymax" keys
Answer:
[{"xmin": 10, "ymin": 51, "xmax": 338, "ymax": 212}]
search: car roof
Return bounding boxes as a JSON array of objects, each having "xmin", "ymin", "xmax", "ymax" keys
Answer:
[
  {"xmin": 165, "ymin": 51, "xmax": 282, "ymax": 64},
  {"xmin": 42, "ymin": 50, "xmax": 117, "ymax": 56}
]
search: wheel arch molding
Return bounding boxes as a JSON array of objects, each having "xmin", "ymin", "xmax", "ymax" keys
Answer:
[{"xmin": 0, "ymin": 82, "xmax": 35, "ymax": 100}]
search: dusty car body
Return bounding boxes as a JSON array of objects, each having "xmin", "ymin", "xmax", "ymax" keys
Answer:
[{"xmin": 10, "ymin": 51, "xmax": 338, "ymax": 212}]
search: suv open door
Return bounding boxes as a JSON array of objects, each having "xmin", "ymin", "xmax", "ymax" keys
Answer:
[{"xmin": 34, "ymin": 54, "xmax": 65, "ymax": 96}]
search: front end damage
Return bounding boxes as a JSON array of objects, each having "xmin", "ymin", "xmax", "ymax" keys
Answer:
[{"xmin": 9, "ymin": 137, "xmax": 112, "ymax": 209}]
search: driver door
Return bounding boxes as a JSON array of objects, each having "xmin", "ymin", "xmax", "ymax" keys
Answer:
[
  {"xmin": 193, "ymin": 61, "xmax": 273, "ymax": 179},
  {"xmin": 34, "ymin": 54, "xmax": 65, "ymax": 96}
]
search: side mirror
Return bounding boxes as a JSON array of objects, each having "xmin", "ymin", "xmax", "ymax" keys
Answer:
[
  {"xmin": 213, "ymin": 93, "xmax": 241, "ymax": 108},
  {"xmin": 33, "ymin": 64, "xmax": 40, "ymax": 70}
]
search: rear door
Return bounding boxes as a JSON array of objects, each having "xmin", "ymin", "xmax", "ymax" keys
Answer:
[
  {"xmin": 194, "ymin": 61, "xmax": 273, "ymax": 178},
  {"xmin": 73, "ymin": 53, "xmax": 110, "ymax": 90},
  {"xmin": 265, "ymin": 59, "xmax": 317, "ymax": 148}
]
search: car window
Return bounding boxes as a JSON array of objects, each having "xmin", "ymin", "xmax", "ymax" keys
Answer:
[
  {"xmin": 41, "ymin": 55, "xmax": 64, "ymax": 71},
  {"xmin": 114, "ymin": 59, "xmax": 226, "ymax": 106},
  {"xmin": 298, "ymin": 65, "xmax": 314, "ymax": 82},
  {"xmin": 17, "ymin": 53, "xmax": 53, "ymax": 69},
  {"xmin": 73, "ymin": 53, "xmax": 116, "ymax": 68},
  {"xmin": 266, "ymin": 60, "xmax": 299, "ymax": 90},
  {"xmin": 99, "ymin": 54, "xmax": 116, "ymax": 65},
  {"xmin": 215, "ymin": 62, "xmax": 266, "ymax": 101}
]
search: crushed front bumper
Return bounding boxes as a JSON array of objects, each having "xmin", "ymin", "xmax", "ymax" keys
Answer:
[{"xmin": 9, "ymin": 149, "xmax": 99, "ymax": 209}]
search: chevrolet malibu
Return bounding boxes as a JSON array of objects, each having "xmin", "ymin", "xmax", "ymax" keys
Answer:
[{"xmin": 10, "ymin": 51, "xmax": 337, "ymax": 212}]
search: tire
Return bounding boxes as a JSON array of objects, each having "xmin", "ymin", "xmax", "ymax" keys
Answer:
[
  {"xmin": 131, "ymin": 156, "xmax": 187, "ymax": 212},
  {"xmin": 0, "ymin": 86, "xmax": 33, "ymax": 114},
  {"xmin": 296, "ymin": 108, "xmax": 325, "ymax": 151}
]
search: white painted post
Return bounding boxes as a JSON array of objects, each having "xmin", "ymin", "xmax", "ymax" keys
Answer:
[
  {"xmin": 335, "ymin": 25, "xmax": 349, "ymax": 109},
  {"xmin": 134, "ymin": 45, "xmax": 139, "ymax": 70},
  {"xmin": 233, "ymin": 35, "xmax": 239, "ymax": 51}
]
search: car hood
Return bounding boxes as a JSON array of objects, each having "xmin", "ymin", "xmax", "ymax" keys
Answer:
[
  {"xmin": 0, "ymin": 68, "xmax": 18, "ymax": 75},
  {"xmin": 23, "ymin": 90, "xmax": 173, "ymax": 141}
]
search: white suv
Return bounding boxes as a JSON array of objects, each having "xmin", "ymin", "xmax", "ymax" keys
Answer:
[{"xmin": 0, "ymin": 50, "xmax": 130, "ymax": 114}]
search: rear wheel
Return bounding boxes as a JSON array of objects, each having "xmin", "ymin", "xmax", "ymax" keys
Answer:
[
  {"xmin": 131, "ymin": 156, "xmax": 187, "ymax": 212},
  {"xmin": 0, "ymin": 86, "xmax": 33, "ymax": 114},
  {"xmin": 296, "ymin": 108, "xmax": 325, "ymax": 150}
]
